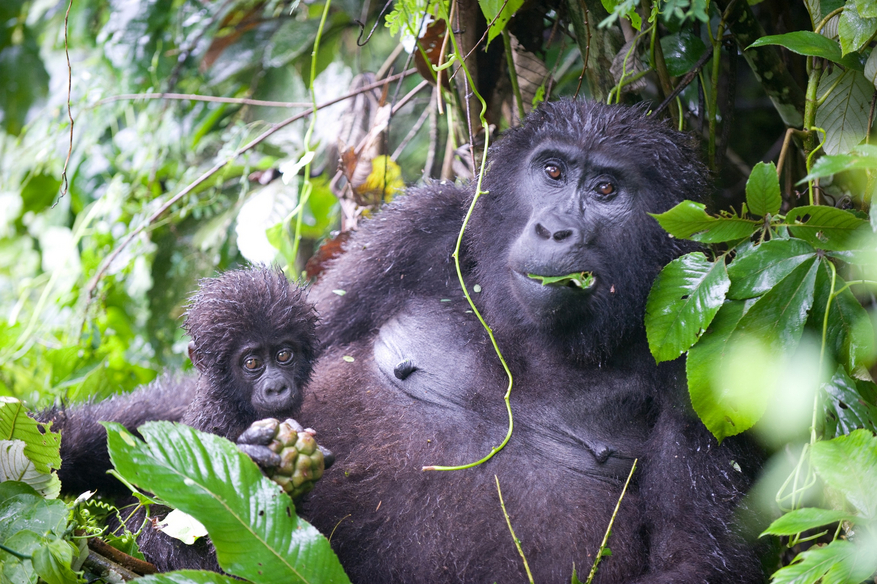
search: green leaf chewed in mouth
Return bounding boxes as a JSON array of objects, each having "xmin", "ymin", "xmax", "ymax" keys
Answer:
[{"xmin": 527, "ymin": 271, "xmax": 596, "ymax": 290}]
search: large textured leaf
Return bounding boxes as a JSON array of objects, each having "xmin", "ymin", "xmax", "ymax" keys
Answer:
[
  {"xmin": 649, "ymin": 201, "xmax": 758, "ymax": 243},
  {"xmin": 815, "ymin": 68, "xmax": 872, "ymax": 155},
  {"xmin": 857, "ymin": 0, "xmax": 877, "ymax": 17},
  {"xmin": 801, "ymin": 144, "xmax": 877, "ymax": 181},
  {"xmin": 0, "ymin": 490, "xmax": 68, "ymax": 544},
  {"xmin": 660, "ymin": 31, "xmax": 707, "ymax": 76},
  {"xmin": 727, "ymin": 239, "xmax": 817, "ymax": 300},
  {"xmin": 745, "ymin": 161, "xmax": 782, "ymax": 217},
  {"xmin": 810, "ymin": 263, "xmax": 876, "ymax": 380},
  {"xmin": 811, "ymin": 429, "xmax": 877, "ymax": 519},
  {"xmin": 822, "ymin": 366, "xmax": 877, "ymax": 438},
  {"xmin": 866, "ymin": 47, "xmax": 877, "ymax": 88},
  {"xmin": 734, "ymin": 257, "xmax": 819, "ymax": 352},
  {"xmin": 838, "ymin": 0, "xmax": 877, "ymax": 55},
  {"xmin": 771, "ymin": 540, "xmax": 877, "ymax": 584},
  {"xmin": 785, "ymin": 206, "xmax": 871, "ymax": 251},
  {"xmin": 105, "ymin": 422, "xmax": 350, "ymax": 584},
  {"xmin": 687, "ymin": 300, "xmax": 766, "ymax": 440},
  {"xmin": 0, "ymin": 440, "xmax": 61, "ymax": 499},
  {"xmin": 135, "ymin": 570, "xmax": 241, "ymax": 584},
  {"xmin": 645, "ymin": 252, "xmax": 729, "ymax": 363},
  {"xmin": 761, "ymin": 508, "xmax": 856, "ymax": 536},
  {"xmin": 0, "ymin": 397, "xmax": 61, "ymax": 474}
]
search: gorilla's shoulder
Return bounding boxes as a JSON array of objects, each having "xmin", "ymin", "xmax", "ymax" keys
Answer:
[{"xmin": 313, "ymin": 181, "xmax": 470, "ymax": 347}]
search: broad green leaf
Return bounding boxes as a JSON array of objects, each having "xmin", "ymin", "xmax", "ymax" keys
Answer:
[
  {"xmin": 810, "ymin": 429, "xmax": 877, "ymax": 519},
  {"xmin": 0, "ymin": 492, "xmax": 68, "ymax": 544},
  {"xmin": 785, "ymin": 206, "xmax": 871, "ymax": 250},
  {"xmin": 0, "ymin": 440, "xmax": 61, "ymax": 499},
  {"xmin": 856, "ymin": 0, "xmax": 877, "ymax": 17},
  {"xmin": 32, "ymin": 539, "xmax": 79, "ymax": 584},
  {"xmin": 822, "ymin": 366, "xmax": 877, "ymax": 438},
  {"xmin": 687, "ymin": 300, "xmax": 765, "ymax": 440},
  {"xmin": 734, "ymin": 257, "xmax": 819, "ymax": 352},
  {"xmin": 810, "ymin": 263, "xmax": 876, "ymax": 380},
  {"xmin": 772, "ymin": 540, "xmax": 877, "ymax": 584},
  {"xmin": 130, "ymin": 570, "xmax": 240, "ymax": 584},
  {"xmin": 838, "ymin": 0, "xmax": 877, "ymax": 55},
  {"xmin": 761, "ymin": 508, "xmax": 856, "ymax": 536},
  {"xmin": 815, "ymin": 68, "xmax": 873, "ymax": 155},
  {"xmin": 745, "ymin": 162, "xmax": 782, "ymax": 217},
  {"xmin": 728, "ymin": 239, "xmax": 817, "ymax": 300},
  {"xmin": 747, "ymin": 31, "xmax": 858, "ymax": 68},
  {"xmin": 659, "ymin": 31, "xmax": 707, "ymax": 76},
  {"xmin": 0, "ymin": 397, "xmax": 61, "ymax": 474},
  {"xmin": 801, "ymin": 145, "xmax": 877, "ymax": 181},
  {"xmin": 0, "ymin": 529, "xmax": 42, "ymax": 584},
  {"xmin": 649, "ymin": 201, "xmax": 758, "ymax": 243},
  {"xmin": 645, "ymin": 252, "xmax": 730, "ymax": 363},
  {"xmin": 105, "ymin": 422, "xmax": 351, "ymax": 584},
  {"xmin": 478, "ymin": 0, "xmax": 526, "ymax": 45}
]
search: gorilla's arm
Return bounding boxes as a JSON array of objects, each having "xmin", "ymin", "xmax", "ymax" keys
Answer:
[
  {"xmin": 37, "ymin": 376, "xmax": 196, "ymax": 495},
  {"xmin": 637, "ymin": 406, "xmax": 765, "ymax": 582},
  {"xmin": 313, "ymin": 182, "xmax": 469, "ymax": 348}
]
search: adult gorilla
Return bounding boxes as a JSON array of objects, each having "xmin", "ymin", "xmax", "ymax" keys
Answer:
[{"xmin": 297, "ymin": 100, "xmax": 764, "ymax": 583}]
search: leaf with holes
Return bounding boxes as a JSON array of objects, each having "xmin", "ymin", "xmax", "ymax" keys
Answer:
[
  {"xmin": 785, "ymin": 206, "xmax": 871, "ymax": 251},
  {"xmin": 645, "ymin": 252, "xmax": 730, "ymax": 363},
  {"xmin": 815, "ymin": 68, "xmax": 872, "ymax": 155},
  {"xmin": 822, "ymin": 366, "xmax": 877, "ymax": 438},
  {"xmin": 649, "ymin": 201, "xmax": 758, "ymax": 243},
  {"xmin": 727, "ymin": 239, "xmax": 818, "ymax": 300},
  {"xmin": 105, "ymin": 421, "xmax": 350, "ymax": 584},
  {"xmin": 745, "ymin": 161, "xmax": 782, "ymax": 217}
]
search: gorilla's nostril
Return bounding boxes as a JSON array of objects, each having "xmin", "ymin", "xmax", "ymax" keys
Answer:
[
  {"xmin": 535, "ymin": 223, "xmax": 551, "ymax": 239},
  {"xmin": 553, "ymin": 229, "xmax": 573, "ymax": 241}
]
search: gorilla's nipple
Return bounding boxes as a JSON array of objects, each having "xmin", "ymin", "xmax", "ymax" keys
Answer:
[
  {"xmin": 394, "ymin": 359, "xmax": 417, "ymax": 380},
  {"xmin": 594, "ymin": 445, "xmax": 614, "ymax": 464}
]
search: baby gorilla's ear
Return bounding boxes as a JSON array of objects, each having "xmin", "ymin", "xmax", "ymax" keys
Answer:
[{"xmin": 188, "ymin": 340, "xmax": 207, "ymax": 373}]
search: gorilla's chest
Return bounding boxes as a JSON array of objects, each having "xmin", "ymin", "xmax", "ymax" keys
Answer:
[{"xmin": 373, "ymin": 299, "xmax": 655, "ymax": 483}]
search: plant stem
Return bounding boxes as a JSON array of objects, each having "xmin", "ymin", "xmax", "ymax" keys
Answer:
[
  {"xmin": 586, "ymin": 459, "xmax": 637, "ymax": 584},
  {"xmin": 496, "ymin": 475, "xmax": 534, "ymax": 583}
]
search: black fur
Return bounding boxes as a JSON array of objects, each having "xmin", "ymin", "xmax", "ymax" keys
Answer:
[
  {"xmin": 38, "ymin": 266, "xmax": 318, "ymax": 570},
  {"xmin": 298, "ymin": 100, "xmax": 765, "ymax": 583}
]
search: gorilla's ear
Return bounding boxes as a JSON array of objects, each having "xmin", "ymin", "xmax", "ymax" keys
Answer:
[{"xmin": 188, "ymin": 341, "xmax": 207, "ymax": 373}]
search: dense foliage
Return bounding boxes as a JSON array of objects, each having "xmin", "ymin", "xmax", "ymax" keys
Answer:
[{"xmin": 1, "ymin": 0, "xmax": 876, "ymax": 582}]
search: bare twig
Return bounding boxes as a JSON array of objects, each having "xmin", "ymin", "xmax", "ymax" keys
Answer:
[
  {"xmin": 83, "ymin": 68, "xmax": 416, "ymax": 310},
  {"xmin": 574, "ymin": 2, "xmax": 590, "ymax": 99},
  {"xmin": 652, "ymin": 44, "xmax": 714, "ymax": 116},
  {"xmin": 392, "ymin": 91, "xmax": 433, "ymax": 160},
  {"xmin": 55, "ymin": 0, "xmax": 75, "ymax": 207}
]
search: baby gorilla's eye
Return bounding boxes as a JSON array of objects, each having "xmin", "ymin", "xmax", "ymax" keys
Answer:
[
  {"xmin": 597, "ymin": 181, "xmax": 615, "ymax": 196},
  {"xmin": 244, "ymin": 357, "xmax": 262, "ymax": 370},
  {"xmin": 276, "ymin": 349, "xmax": 293, "ymax": 363},
  {"xmin": 544, "ymin": 163, "xmax": 562, "ymax": 180}
]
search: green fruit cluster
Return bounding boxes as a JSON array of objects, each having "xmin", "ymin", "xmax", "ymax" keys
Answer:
[{"xmin": 248, "ymin": 418, "xmax": 326, "ymax": 499}]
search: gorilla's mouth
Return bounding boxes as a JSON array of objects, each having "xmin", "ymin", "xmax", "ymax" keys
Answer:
[{"xmin": 527, "ymin": 271, "xmax": 596, "ymax": 290}]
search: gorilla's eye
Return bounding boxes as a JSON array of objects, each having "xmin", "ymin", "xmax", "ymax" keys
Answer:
[
  {"xmin": 596, "ymin": 181, "xmax": 616, "ymax": 196},
  {"xmin": 244, "ymin": 357, "xmax": 262, "ymax": 370},
  {"xmin": 544, "ymin": 163, "xmax": 562, "ymax": 180},
  {"xmin": 276, "ymin": 349, "xmax": 293, "ymax": 363}
]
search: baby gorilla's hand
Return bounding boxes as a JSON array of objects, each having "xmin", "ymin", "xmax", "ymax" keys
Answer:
[{"xmin": 237, "ymin": 418, "xmax": 334, "ymax": 499}]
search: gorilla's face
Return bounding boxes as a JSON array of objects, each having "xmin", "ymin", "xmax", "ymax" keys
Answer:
[{"xmin": 505, "ymin": 137, "xmax": 643, "ymax": 330}]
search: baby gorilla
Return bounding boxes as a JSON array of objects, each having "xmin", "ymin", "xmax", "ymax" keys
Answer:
[{"xmin": 39, "ymin": 266, "xmax": 323, "ymax": 570}]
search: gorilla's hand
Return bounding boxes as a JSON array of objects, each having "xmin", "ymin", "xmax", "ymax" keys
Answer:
[{"xmin": 237, "ymin": 417, "xmax": 334, "ymax": 499}]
